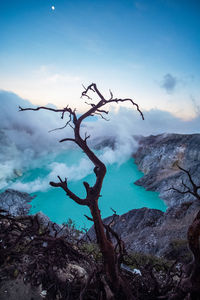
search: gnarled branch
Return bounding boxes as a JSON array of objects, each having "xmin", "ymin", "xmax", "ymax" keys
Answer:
[
  {"xmin": 167, "ymin": 165, "xmax": 200, "ymax": 201},
  {"xmin": 50, "ymin": 176, "xmax": 89, "ymax": 206},
  {"xmin": 20, "ymin": 83, "xmax": 144, "ymax": 299}
]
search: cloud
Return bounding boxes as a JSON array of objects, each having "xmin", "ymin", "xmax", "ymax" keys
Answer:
[
  {"xmin": 10, "ymin": 158, "xmax": 93, "ymax": 193},
  {"xmin": 0, "ymin": 90, "xmax": 74, "ymax": 153},
  {"xmin": 86, "ymin": 106, "xmax": 200, "ymax": 141},
  {"xmin": 0, "ymin": 90, "xmax": 76, "ymax": 189},
  {"xmin": 160, "ymin": 73, "xmax": 177, "ymax": 93},
  {"xmin": 45, "ymin": 74, "xmax": 80, "ymax": 84},
  {"xmin": 1, "ymin": 90, "xmax": 200, "ymax": 192},
  {"xmin": 0, "ymin": 65, "xmax": 84, "ymax": 109}
]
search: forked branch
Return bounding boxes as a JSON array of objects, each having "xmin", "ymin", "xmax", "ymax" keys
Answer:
[
  {"xmin": 80, "ymin": 83, "xmax": 144, "ymax": 122},
  {"xmin": 50, "ymin": 176, "xmax": 89, "ymax": 206},
  {"xmin": 19, "ymin": 83, "xmax": 144, "ymax": 206},
  {"xmin": 20, "ymin": 83, "xmax": 143, "ymax": 299},
  {"xmin": 167, "ymin": 164, "xmax": 200, "ymax": 201}
]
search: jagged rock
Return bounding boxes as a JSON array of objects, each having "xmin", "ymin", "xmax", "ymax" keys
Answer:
[
  {"xmin": 0, "ymin": 189, "xmax": 33, "ymax": 216},
  {"xmin": 2, "ymin": 133, "xmax": 200, "ymax": 266},
  {"xmin": 0, "ymin": 189, "xmax": 80, "ymax": 243},
  {"xmin": 0, "ymin": 211, "xmax": 92, "ymax": 300},
  {"xmin": 85, "ymin": 134, "xmax": 200, "ymax": 259},
  {"xmin": 92, "ymin": 136, "xmax": 116, "ymax": 150},
  {"xmin": 56, "ymin": 264, "xmax": 88, "ymax": 284},
  {"xmin": 133, "ymin": 133, "xmax": 200, "ymax": 207},
  {"xmin": 13, "ymin": 169, "xmax": 23, "ymax": 177},
  {"xmin": 86, "ymin": 207, "xmax": 164, "ymax": 252},
  {"xmin": 35, "ymin": 212, "xmax": 76, "ymax": 239},
  {"xmin": 86, "ymin": 201, "xmax": 200, "ymax": 259},
  {"xmin": 0, "ymin": 277, "xmax": 43, "ymax": 300}
]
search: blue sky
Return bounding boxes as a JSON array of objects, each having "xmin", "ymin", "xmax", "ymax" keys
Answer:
[{"xmin": 0, "ymin": 0, "xmax": 200, "ymax": 119}]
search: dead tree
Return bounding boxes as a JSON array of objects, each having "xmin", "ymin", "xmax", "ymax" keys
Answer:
[
  {"xmin": 168, "ymin": 165, "xmax": 200, "ymax": 299},
  {"xmin": 19, "ymin": 83, "xmax": 144, "ymax": 299},
  {"xmin": 169, "ymin": 165, "xmax": 200, "ymax": 202}
]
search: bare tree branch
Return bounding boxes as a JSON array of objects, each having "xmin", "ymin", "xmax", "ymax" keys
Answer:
[
  {"xmin": 165, "ymin": 168, "xmax": 200, "ymax": 299},
  {"xmin": 107, "ymin": 98, "xmax": 144, "ymax": 120},
  {"xmin": 80, "ymin": 83, "xmax": 144, "ymax": 122},
  {"xmin": 20, "ymin": 83, "xmax": 144, "ymax": 299},
  {"xmin": 84, "ymin": 215, "xmax": 93, "ymax": 222},
  {"xmin": 84, "ymin": 132, "xmax": 90, "ymax": 142},
  {"xmin": 166, "ymin": 165, "xmax": 200, "ymax": 201},
  {"xmin": 50, "ymin": 176, "xmax": 89, "ymax": 206},
  {"xmin": 177, "ymin": 165, "xmax": 200, "ymax": 197},
  {"xmin": 109, "ymin": 89, "xmax": 113, "ymax": 100},
  {"xmin": 59, "ymin": 138, "xmax": 76, "ymax": 143},
  {"xmin": 49, "ymin": 113, "xmax": 72, "ymax": 132},
  {"xmin": 94, "ymin": 112, "xmax": 110, "ymax": 121}
]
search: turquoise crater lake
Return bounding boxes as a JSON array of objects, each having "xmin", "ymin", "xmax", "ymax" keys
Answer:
[{"xmin": 22, "ymin": 149, "xmax": 167, "ymax": 229}]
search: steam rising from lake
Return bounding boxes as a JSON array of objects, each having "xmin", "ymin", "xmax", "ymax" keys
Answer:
[{"xmin": 0, "ymin": 90, "xmax": 199, "ymax": 192}]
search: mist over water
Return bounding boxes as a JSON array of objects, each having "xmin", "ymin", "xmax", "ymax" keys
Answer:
[
  {"xmin": 0, "ymin": 91, "xmax": 199, "ymax": 227},
  {"xmin": 18, "ymin": 150, "xmax": 166, "ymax": 229}
]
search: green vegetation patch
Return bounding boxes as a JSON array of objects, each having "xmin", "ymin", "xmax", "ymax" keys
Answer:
[{"xmin": 124, "ymin": 252, "xmax": 171, "ymax": 272}]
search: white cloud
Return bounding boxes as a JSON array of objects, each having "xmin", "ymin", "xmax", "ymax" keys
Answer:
[
  {"xmin": 0, "ymin": 65, "xmax": 84, "ymax": 110},
  {"xmin": 1, "ymin": 91, "xmax": 200, "ymax": 193},
  {"xmin": 45, "ymin": 73, "xmax": 80, "ymax": 84}
]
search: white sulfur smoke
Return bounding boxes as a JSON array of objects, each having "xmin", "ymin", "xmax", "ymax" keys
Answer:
[{"xmin": 0, "ymin": 90, "xmax": 200, "ymax": 192}]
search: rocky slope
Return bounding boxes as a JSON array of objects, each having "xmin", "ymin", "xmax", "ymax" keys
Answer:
[
  {"xmin": 87, "ymin": 201, "xmax": 200, "ymax": 260},
  {"xmin": 87, "ymin": 133, "xmax": 200, "ymax": 259},
  {"xmin": 1, "ymin": 133, "xmax": 200, "ymax": 260},
  {"xmin": 0, "ymin": 189, "xmax": 33, "ymax": 216},
  {"xmin": 133, "ymin": 133, "xmax": 200, "ymax": 207},
  {"xmin": 0, "ymin": 208, "xmax": 180, "ymax": 300},
  {"xmin": 0, "ymin": 209, "xmax": 92, "ymax": 300}
]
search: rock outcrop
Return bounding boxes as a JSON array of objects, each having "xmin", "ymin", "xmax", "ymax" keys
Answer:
[
  {"xmin": 0, "ymin": 189, "xmax": 80, "ymax": 243},
  {"xmin": 86, "ymin": 200, "xmax": 200, "ymax": 260},
  {"xmin": 87, "ymin": 200, "xmax": 200, "ymax": 259},
  {"xmin": 1, "ymin": 133, "xmax": 200, "ymax": 299},
  {"xmin": 0, "ymin": 210, "xmax": 91, "ymax": 300},
  {"xmin": 134, "ymin": 133, "xmax": 200, "ymax": 207},
  {"xmin": 1, "ymin": 134, "xmax": 200, "ymax": 262},
  {"xmin": 87, "ymin": 133, "xmax": 200, "ymax": 259},
  {"xmin": 0, "ymin": 189, "xmax": 33, "ymax": 216}
]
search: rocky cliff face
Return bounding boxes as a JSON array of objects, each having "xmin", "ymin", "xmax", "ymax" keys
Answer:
[
  {"xmin": 0, "ymin": 189, "xmax": 33, "ymax": 216},
  {"xmin": 1, "ymin": 134, "xmax": 200, "ymax": 260},
  {"xmin": 134, "ymin": 133, "xmax": 200, "ymax": 207},
  {"xmin": 87, "ymin": 201, "xmax": 200, "ymax": 259},
  {"xmin": 87, "ymin": 133, "xmax": 200, "ymax": 259}
]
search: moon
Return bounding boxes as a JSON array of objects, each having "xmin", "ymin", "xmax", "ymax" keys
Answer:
[{"xmin": 51, "ymin": 6, "xmax": 55, "ymax": 10}]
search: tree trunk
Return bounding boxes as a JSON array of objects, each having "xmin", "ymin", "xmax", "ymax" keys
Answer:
[
  {"xmin": 90, "ymin": 201, "xmax": 134, "ymax": 300},
  {"xmin": 90, "ymin": 202, "xmax": 118, "ymax": 283}
]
